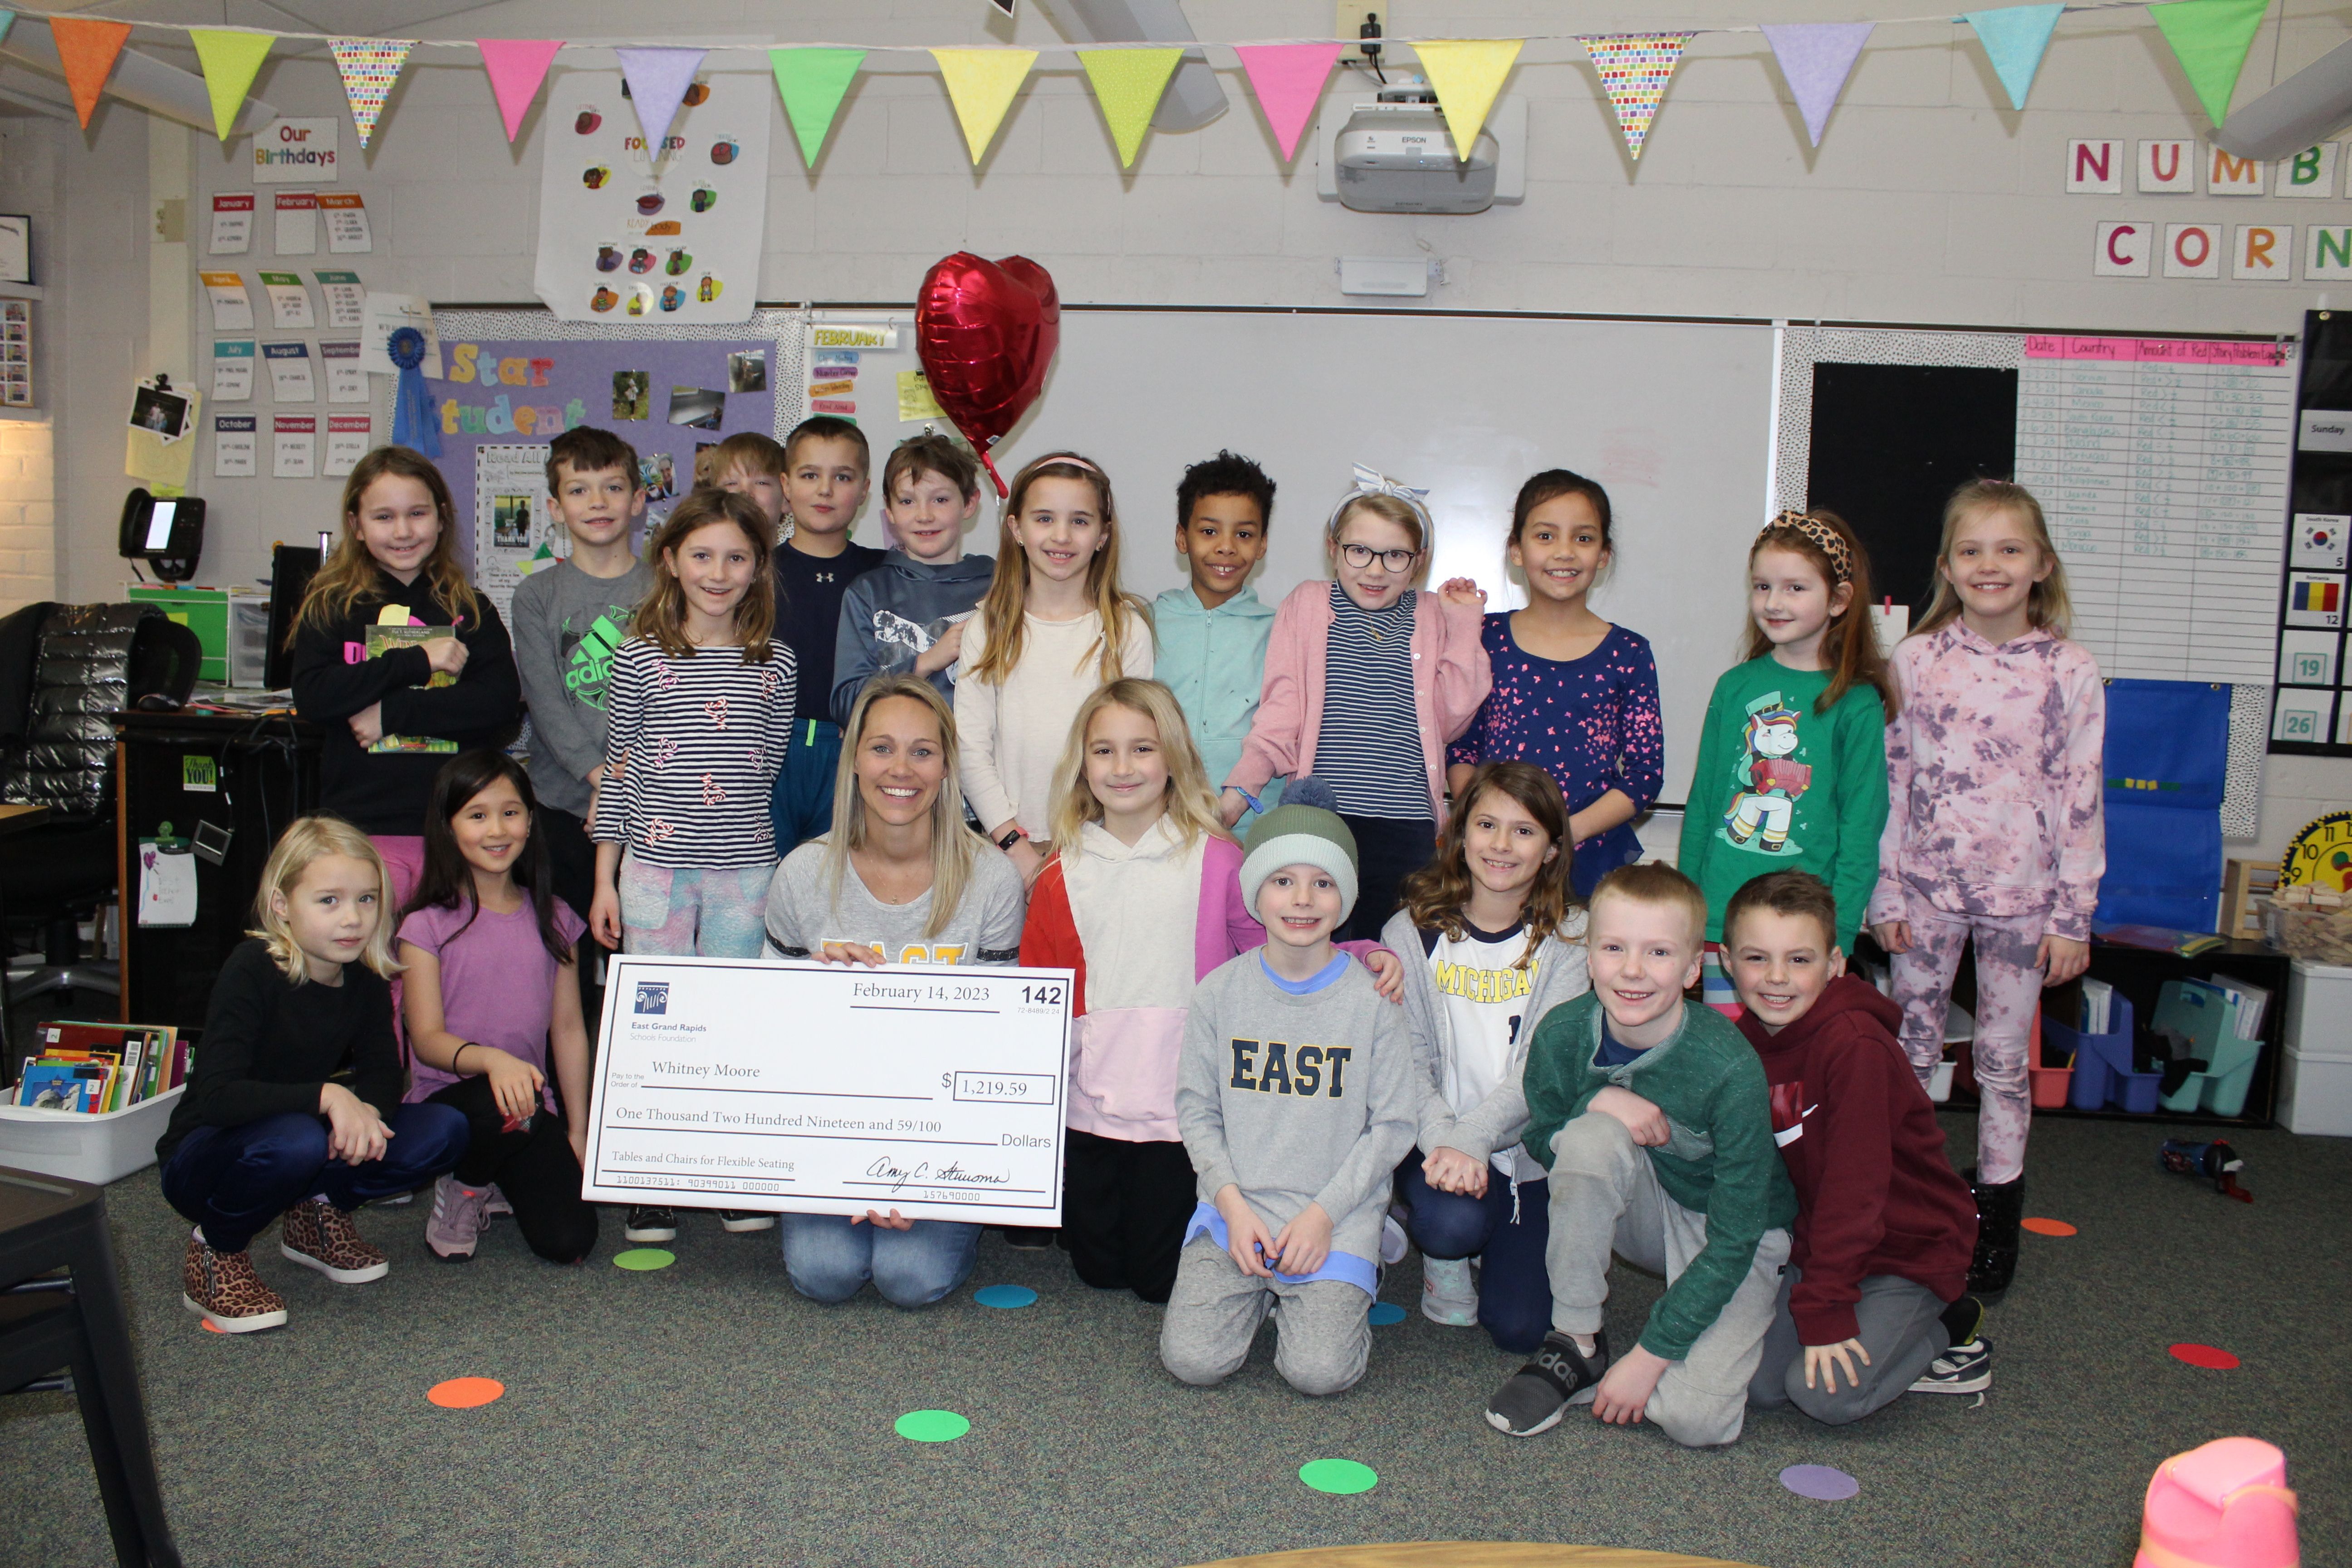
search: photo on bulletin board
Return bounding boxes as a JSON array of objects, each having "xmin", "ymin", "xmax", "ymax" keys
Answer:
[
  {"xmin": 641, "ymin": 452, "xmax": 678, "ymax": 500},
  {"xmin": 492, "ymin": 494, "xmax": 534, "ymax": 549},
  {"xmin": 669, "ymin": 385, "xmax": 724, "ymax": 429},
  {"xmin": 612, "ymin": 370, "xmax": 650, "ymax": 421},
  {"xmin": 128, "ymin": 381, "xmax": 191, "ymax": 442},
  {"xmin": 728, "ymin": 351, "xmax": 766, "ymax": 392}
]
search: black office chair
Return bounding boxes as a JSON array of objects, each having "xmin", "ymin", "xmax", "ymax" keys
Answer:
[{"xmin": 0, "ymin": 605, "xmax": 200, "ymax": 1058}]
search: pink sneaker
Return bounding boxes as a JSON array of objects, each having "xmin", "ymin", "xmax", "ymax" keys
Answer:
[
  {"xmin": 2136, "ymin": 1437, "xmax": 2299, "ymax": 1568},
  {"xmin": 426, "ymin": 1176, "xmax": 490, "ymax": 1262},
  {"xmin": 484, "ymin": 1186, "xmax": 514, "ymax": 1219}
]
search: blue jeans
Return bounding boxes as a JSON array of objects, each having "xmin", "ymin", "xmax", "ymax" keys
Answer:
[
  {"xmin": 160, "ymin": 1106, "xmax": 469, "ymax": 1254},
  {"xmin": 1397, "ymin": 1155, "xmax": 1552, "ymax": 1353},
  {"xmin": 769, "ymin": 719, "xmax": 844, "ymax": 853},
  {"xmin": 779, "ymin": 1212, "xmax": 978, "ymax": 1308}
]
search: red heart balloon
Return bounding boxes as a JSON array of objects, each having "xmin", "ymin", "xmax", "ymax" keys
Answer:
[{"xmin": 914, "ymin": 253, "xmax": 1059, "ymax": 495}]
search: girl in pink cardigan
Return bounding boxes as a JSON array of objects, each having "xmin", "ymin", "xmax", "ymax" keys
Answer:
[
  {"xmin": 1218, "ymin": 471, "xmax": 1492, "ymax": 942},
  {"xmin": 1022, "ymin": 679, "xmax": 1400, "ymax": 1302}
]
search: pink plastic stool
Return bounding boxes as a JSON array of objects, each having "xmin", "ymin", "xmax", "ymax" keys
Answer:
[{"xmin": 2135, "ymin": 1437, "xmax": 2299, "ymax": 1568}]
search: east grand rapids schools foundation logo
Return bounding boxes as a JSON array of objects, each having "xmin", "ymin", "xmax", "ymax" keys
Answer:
[{"xmin": 633, "ymin": 981, "xmax": 669, "ymax": 1015}]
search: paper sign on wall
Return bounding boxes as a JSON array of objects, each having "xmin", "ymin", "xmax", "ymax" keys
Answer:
[
  {"xmin": 320, "ymin": 192, "xmax": 371, "ymax": 253},
  {"xmin": 254, "ymin": 118, "xmax": 339, "ymax": 184},
  {"xmin": 321, "ymin": 340, "xmax": 367, "ymax": 402},
  {"xmin": 201, "ymin": 272, "xmax": 253, "ymax": 332},
  {"xmin": 272, "ymin": 415, "xmax": 317, "ymax": 478},
  {"xmin": 273, "ymin": 191, "xmax": 319, "ymax": 255},
  {"xmin": 260, "ymin": 272, "xmax": 314, "ymax": 329},
  {"xmin": 213, "ymin": 414, "xmax": 256, "ymax": 477},
  {"xmin": 208, "ymin": 193, "xmax": 253, "ymax": 254},
  {"xmin": 211, "ymin": 339, "xmax": 255, "ymax": 401},
  {"xmin": 314, "ymin": 270, "xmax": 364, "ymax": 327},
  {"xmin": 359, "ymin": 292, "xmax": 439, "ymax": 377},
  {"xmin": 264, "ymin": 342, "xmax": 314, "ymax": 402},
  {"xmin": 325, "ymin": 415, "xmax": 372, "ymax": 477}
]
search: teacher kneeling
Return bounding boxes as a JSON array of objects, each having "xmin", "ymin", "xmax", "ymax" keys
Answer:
[{"xmin": 761, "ymin": 673, "xmax": 1029, "ymax": 1307}]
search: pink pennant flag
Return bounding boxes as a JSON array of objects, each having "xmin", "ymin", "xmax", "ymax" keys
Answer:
[
  {"xmin": 617, "ymin": 47, "xmax": 706, "ymax": 155},
  {"xmin": 478, "ymin": 38, "xmax": 563, "ymax": 142},
  {"xmin": 1235, "ymin": 43, "xmax": 1344, "ymax": 162}
]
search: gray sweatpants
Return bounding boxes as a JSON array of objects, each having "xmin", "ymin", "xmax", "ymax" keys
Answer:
[
  {"xmin": 1747, "ymin": 1266, "xmax": 1952, "ymax": 1424},
  {"xmin": 1159, "ymin": 1237, "xmax": 1372, "ymax": 1396},
  {"xmin": 1546, "ymin": 1112, "xmax": 1793, "ymax": 1448}
]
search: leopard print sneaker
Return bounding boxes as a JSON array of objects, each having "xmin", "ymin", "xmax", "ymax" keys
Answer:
[
  {"xmin": 279, "ymin": 1199, "xmax": 389, "ymax": 1284},
  {"xmin": 181, "ymin": 1236, "xmax": 288, "ymax": 1333}
]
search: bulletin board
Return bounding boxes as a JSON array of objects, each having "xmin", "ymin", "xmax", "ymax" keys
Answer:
[
  {"xmin": 428, "ymin": 306, "xmax": 803, "ymax": 619},
  {"xmin": 2277, "ymin": 307, "xmax": 2352, "ymax": 757}
]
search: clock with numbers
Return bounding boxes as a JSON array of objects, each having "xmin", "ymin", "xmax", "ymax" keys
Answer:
[{"xmin": 2280, "ymin": 810, "xmax": 2352, "ymax": 893}]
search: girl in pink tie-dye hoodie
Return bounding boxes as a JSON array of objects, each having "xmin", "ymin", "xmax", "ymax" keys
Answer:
[{"xmin": 1867, "ymin": 479, "xmax": 2104, "ymax": 1302}]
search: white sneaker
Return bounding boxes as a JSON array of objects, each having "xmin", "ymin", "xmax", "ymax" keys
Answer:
[
  {"xmin": 1421, "ymin": 1255, "xmax": 1480, "ymax": 1326},
  {"xmin": 1381, "ymin": 1213, "xmax": 1409, "ymax": 1265}
]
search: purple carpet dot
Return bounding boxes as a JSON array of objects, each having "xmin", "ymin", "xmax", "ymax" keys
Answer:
[{"xmin": 1780, "ymin": 1464, "xmax": 1860, "ymax": 1501}]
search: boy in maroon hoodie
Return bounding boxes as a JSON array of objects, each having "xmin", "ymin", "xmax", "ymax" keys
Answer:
[{"xmin": 1724, "ymin": 871, "xmax": 1989, "ymax": 1422}]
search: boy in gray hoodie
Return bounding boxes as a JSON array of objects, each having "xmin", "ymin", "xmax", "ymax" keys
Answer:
[
  {"xmin": 1161, "ymin": 780, "xmax": 1417, "ymax": 1396},
  {"xmin": 829, "ymin": 434, "xmax": 995, "ymax": 724}
]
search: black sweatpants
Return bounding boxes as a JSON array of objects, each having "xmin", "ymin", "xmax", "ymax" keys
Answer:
[
  {"xmin": 426, "ymin": 1076, "xmax": 599, "ymax": 1264},
  {"xmin": 1336, "ymin": 814, "xmax": 1438, "ymax": 945},
  {"xmin": 1062, "ymin": 1129, "xmax": 1197, "ymax": 1304},
  {"xmin": 540, "ymin": 806, "xmax": 604, "ymax": 1032}
]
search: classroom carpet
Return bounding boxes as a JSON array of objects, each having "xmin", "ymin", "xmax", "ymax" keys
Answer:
[{"xmin": 2, "ymin": 1112, "xmax": 2344, "ymax": 1568}]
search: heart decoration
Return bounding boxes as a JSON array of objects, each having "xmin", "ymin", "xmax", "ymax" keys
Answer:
[{"xmin": 914, "ymin": 253, "xmax": 1060, "ymax": 496}]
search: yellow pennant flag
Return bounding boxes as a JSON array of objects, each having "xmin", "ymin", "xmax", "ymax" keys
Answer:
[
  {"xmin": 1078, "ymin": 48, "xmax": 1183, "ymax": 167},
  {"xmin": 190, "ymin": 28, "xmax": 275, "ymax": 141},
  {"xmin": 1413, "ymin": 39, "xmax": 1522, "ymax": 160},
  {"xmin": 931, "ymin": 48, "xmax": 1037, "ymax": 164}
]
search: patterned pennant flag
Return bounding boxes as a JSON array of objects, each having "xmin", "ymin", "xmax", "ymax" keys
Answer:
[
  {"xmin": 478, "ymin": 39, "xmax": 564, "ymax": 143},
  {"xmin": 1965, "ymin": 5, "xmax": 2066, "ymax": 110},
  {"xmin": 1234, "ymin": 43, "xmax": 1343, "ymax": 162},
  {"xmin": 1578, "ymin": 32, "xmax": 1696, "ymax": 160},
  {"xmin": 1078, "ymin": 48, "xmax": 1184, "ymax": 167},
  {"xmin": 2149, "ymin": 0, "xmax": 2271, "ymax": 125},
  {"xmin": 1412, "ymin": 40, "xmax": 1524, "ymax": 161},
  {"xmin": 1760, "ymin": 23, "xmax": 1872, "ymax": 147},
  {"xmin": 931, "ymin": 49, "xmax": 1036, "ymax": 164},
  {"xmin": 0, "ymin": 13, "xmax": 15, "ymax": 48},
  {"xmin": 190, "ymin": 29, "xmax": 275, "ymax": 142},
  {"xmin": 769, "ymin": 48, "xmax": 865, "ymax": 167},
  {"xmin": 51, "ymin": 16, "xmax": 133, "ymax": 129},
  {"xmin": 331, "ymin": 39, "xmax": 412, "ymax": 148},
  {"xmin": 616, "ymin": 47, "xmax": 706, "ymax": 153}
]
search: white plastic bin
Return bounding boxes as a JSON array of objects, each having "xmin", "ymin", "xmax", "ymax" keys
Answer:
[
  {"xmin": 2281, "ymin": 961, "xmax": 2352, "ymax": 1136},
  {"xmin": 0, "ymin": 1087, "xmax": 181, "ymax": 1184}
]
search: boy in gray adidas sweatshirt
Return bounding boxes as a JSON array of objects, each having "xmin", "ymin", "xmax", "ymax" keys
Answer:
[{"xmin": 1161, "ymin": 781, "xmax": 1416, "ymax": 1396}]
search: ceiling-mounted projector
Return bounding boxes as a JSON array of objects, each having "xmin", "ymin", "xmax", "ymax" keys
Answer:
[{"xmin": 1315, "ymin": 87, "xmax": 1526, "ymax": 214}]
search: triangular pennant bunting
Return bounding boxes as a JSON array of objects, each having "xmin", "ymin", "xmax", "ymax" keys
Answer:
[
  {"xmin": 478, "ymin": 39, "xmax": 563, "ymax": 142},
  {"xmin": 1412, "ymin": 39, "xmax": 1523, "ymax": 160},
  {"xmin": 1078, "ymin": 48, "xmax": 1184, "ymax": 167},
  {"xmin": 616, "ymin": 47, "xmax": 706, "ymax": 154},
  {"xmin": 1965, "ymin": 5, "xmax": 2066, "ymax": 110},
  {"xmin": 1578, "ymin": 32, "xmax": 1696, "ymax": 160},
  {"xmin": 2149, "ymin": 0, "xmax": 2272, "ymax": 125},
  {"xmin": 0, "ymin": 13, "xmax": 15, "ymax": 49},
  {"xmin": 1761, "ymin": 22, "xmax": 1872, "ymax": 147},
  {"xmin": 51, "ymin": 16, "xmax": 132, "ymax": 130},
  {"xmin": 189, "ymin": 29, "xmax": 274, "ymax": 142},
  {"xmin": 932, "ymin": 48, "xmax": 1036, "ymax": 163},
  {"xmin": 769, "ymin": 47, "xmax": 864, "ymax": 167},
  {"xmin": 1234, "ymin": 43, "xmax": 1342, "ymax": 161},
  {"xmin": 331, "ymin": 39, "xmax": 412, "ymax": 148}
]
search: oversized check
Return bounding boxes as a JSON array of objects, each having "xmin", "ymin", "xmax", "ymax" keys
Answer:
[{"xmin": 583, "ymin": 956, "xmax": 1075, "ymax": 1226}]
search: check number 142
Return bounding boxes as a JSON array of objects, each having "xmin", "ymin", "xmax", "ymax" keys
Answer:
[{"xmin": 944, "ymin": 1072, "xmax": 1056, "ymax": 1105}]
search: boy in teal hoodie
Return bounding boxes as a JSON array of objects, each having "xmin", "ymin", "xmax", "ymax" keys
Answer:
[
  {"xmin": 1154, "ymin": 451, "xmax": 1279, "ymax": 813},
  {"xmin": 1485, "ymin": 862, "xmax": 1797, "ymax": 1447}
]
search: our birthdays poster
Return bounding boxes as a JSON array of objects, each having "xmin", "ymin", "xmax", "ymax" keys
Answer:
[{"xmin": 533, "ymin": 69, "xmax": 770, "ymax": 324}]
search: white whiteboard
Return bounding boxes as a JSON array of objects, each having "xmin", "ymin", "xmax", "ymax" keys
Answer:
[{"xmin": 803, "ymin": 306, "xmax": 1776, "ymax": 806}]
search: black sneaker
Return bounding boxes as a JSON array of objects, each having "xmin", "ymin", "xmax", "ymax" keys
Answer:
[
  {"xmin": 1485, "ymin": 1328, "xmax": 1610, "ymax": 1437},
  {"xmin": 1909, "ymin": 1337, "xmax": 1993, "ymax": 1395},
  {"xmin": 624, "ymin": 1206, "xmax": 678, "ymax": 1244},
  {"xmin": 718, "ymin": 1210, "xmax": 776, "ymax": 1233},
  {"xmin": 1002, "ymin": 1226, "xmax": 1056, "ymax": 1250}
]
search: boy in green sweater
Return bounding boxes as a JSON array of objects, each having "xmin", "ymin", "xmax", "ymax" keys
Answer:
[{"xmin": 1485, "ymin": 862, "xmax": 1796, "ymax": 1446}]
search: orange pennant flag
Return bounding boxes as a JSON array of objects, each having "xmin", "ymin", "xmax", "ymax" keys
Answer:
[{"xmin": 52, "ymin": 16, "xmax": 133, "ymax": 129}]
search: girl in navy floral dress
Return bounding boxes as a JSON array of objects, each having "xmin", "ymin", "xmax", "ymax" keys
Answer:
[{"xmin": 1447, "ymin": 471, "xmax": 1663, "ymax": 901}]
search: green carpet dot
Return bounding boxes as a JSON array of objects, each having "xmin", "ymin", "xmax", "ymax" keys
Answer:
[
  {"xmin": 1299, "ymin": 1458, "xmax": 1378, "ymax": 1494},
  {"xmin": 896, "ymin": 1409, "xmax": 970, "ymax": 1443},
  {"xmin": 613, "ymin": 1249, "xmax": 675, "ymax": 1271}
]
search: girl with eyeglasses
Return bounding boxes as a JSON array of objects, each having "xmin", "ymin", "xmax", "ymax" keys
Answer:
[{"xmin": 1220, "ymin": 471, "xmax": 1492, "ymax": 941}]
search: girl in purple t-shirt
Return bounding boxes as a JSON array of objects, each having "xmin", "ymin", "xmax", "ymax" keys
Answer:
[{"xmin": 398, "ymin": 751, "xmax": 598, "ymax": 1263}]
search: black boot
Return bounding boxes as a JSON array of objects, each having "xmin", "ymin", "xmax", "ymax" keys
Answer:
[{"xmin": 1965, "ymin": 1169, "xmax": 2024, "ymax": 1300}]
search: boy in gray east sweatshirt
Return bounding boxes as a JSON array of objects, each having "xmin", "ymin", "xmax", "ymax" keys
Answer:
[{"xmin": 1161, "ymin": 779, "xmax": 1416, "ymax": 1396}]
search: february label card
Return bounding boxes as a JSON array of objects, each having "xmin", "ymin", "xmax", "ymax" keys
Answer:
[{"xmin": 273, "ymin": 191, "xmax": 318, "ymax": 255}]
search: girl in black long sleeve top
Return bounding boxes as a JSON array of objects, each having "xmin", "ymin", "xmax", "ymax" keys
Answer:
[{"xmin": 290, "ymin": 447, "xmax": 521, "ymax": 891}]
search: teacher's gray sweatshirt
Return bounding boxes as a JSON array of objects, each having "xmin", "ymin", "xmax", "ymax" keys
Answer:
[{"xmin": 1176, "ymin": 952, "xmax": 1417, "ymax": 1265}]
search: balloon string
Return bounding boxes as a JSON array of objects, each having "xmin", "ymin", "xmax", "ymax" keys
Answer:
[{"xmin": 980, "ymin": 450, "xmax": 1009, "ymax": 499}]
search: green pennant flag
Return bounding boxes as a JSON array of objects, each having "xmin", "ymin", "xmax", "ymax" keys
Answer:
[
  {"xmin": 2149, "ymin": 0, "xmax": 2272, "ymax": 125},
  {"xmin": 769, "ymin": 47, "xmax": 865, "ymax": 167},
  {"xmin": 1078, "ymin": 48, "xmax": 1184, "ymax": 167},
  {"xmin": 189, "ymin": 28, "xmax": 275, "ymax": 141}
]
